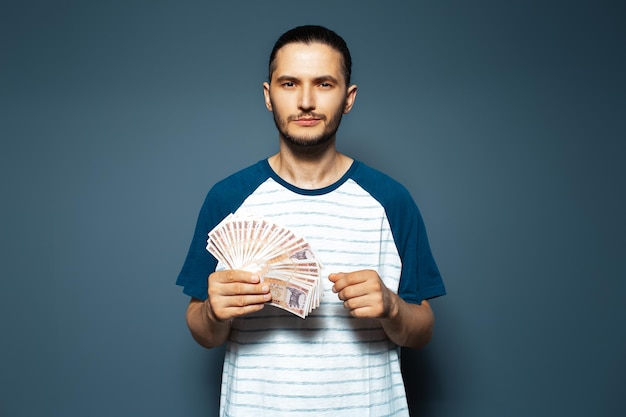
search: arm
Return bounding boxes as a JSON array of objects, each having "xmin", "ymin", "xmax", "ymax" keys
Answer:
[
  {"xmin": 186, "ymin": 297, "xmax": 232, "ymax": 349},
  {"xmin": 380, "ymin": 294, "xmax": 434, "ymax": 349},
  {"xmin": 185, "ymin": 270, "xmax": 271, "ymax": 349},
  {"xmin": 329, "ymin": 270, "xmax": 434, "ymax": 349}
]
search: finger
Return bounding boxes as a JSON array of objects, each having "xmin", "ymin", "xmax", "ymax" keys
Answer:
[
  {"xmin": 329, "ymin": 272, "xmax": 349, "ymax": 293},
  {"xmin": 211, "ymin": 292, "xmax": 271, "ymax": 320},
  {"xmin": 328, "ymin": 272, "xmax": 345, "ymax": 283},
  {"xmin": 228, "ymin": 292, "xmax": 272, "ymax": 308},
  {"xmin": 342, "ymin": 296, "xmax": 385, "ymax": 318},
  {"xmin": 226, "ymin": 303, "xmax": 267, "ymax": 318},
  {"xmin": 337, "ymin": 280, "xmax": 369, "ymax": 300},
  {"xmin": 213, "ymin": 300, "xmax": 267, "ymax": 321},
  {"xmin": 211, "ymin": 281, "xmax": 271, "ymax": 298},
  {"xmin": 330, "ymin": 270, "xmax": 372, "ymax": 291},
  {"xmin": 213, "ymin": 270, "xmax": 260, "ymax": 284},
  {"xmin": 346, "ymin": 305, "xmax": 380, "ymax": 319},
  {"xmin": 342, "ymin": 293, "xmax": 373, "ymax": 309}
]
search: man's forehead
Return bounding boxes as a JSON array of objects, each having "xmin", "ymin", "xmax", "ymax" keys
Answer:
[{"xmin": 272, "ymin": 42, "xmax": 344, "ymax": 77}]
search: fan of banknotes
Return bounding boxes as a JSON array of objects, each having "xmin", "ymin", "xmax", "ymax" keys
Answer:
[{"xmin": 206, "ymin": 213, "xmax": 322, "ymax": 318}]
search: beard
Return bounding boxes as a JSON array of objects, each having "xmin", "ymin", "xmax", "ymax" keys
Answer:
[{"xmin": 271, "ymin": 100, "xmax": 346, "ymax": 151}]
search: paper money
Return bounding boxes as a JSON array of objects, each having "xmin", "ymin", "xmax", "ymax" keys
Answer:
[{"xmin": 207, "ymin": 213, "xmax": 323, "ymax": 318}]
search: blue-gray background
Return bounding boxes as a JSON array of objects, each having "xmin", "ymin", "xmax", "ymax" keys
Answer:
[{"xmin": 2, "ymin": 1, "xmax": 624, "ymax": 416}]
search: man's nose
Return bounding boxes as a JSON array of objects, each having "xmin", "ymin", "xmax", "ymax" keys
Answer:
[{"xmin": 298, "ymin": 86, "xmax": 315, "ymax": 111}]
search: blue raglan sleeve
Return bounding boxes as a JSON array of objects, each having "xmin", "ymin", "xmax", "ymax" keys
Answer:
[
  {"xmin": 351, "ymin": 162, "xmax": 446, "ymax": 304},
  {"xmin": 175, "ymin": 186, "xmax": 226, "ymax": 300},
  {"xmin": 394, "ymin": 196, "xmax": 446, "ymax": 303},
  {"xmin": 175, "ymin": 161, "xmax": 271, "ymax": 300}
]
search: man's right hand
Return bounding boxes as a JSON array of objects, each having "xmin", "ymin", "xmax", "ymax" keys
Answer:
[{"xmin": 207, "ymin": 270, "xmax": 272, "ymax": 322}]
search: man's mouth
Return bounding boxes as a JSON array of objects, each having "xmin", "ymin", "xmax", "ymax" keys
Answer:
[
  {"xmin": 294, "ymin": 118, "xmax": 321, "ymax": 126},
  {"xmin": 291, "ymin": 114, "xmax": 324, "ymax": 126}
]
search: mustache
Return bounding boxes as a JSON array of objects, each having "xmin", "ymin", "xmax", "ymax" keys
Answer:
[{"xmin": 288, "ymin": 113, "xmax": 326, "ymax": 122}]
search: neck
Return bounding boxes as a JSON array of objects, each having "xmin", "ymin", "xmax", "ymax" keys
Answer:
[{"xmin": 268, "ymin": 140, "xmax": 353, "ymax": 189}]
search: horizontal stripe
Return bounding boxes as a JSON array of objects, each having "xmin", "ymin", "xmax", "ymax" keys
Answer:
[
  {"xmin": 230, "ymin": 372, "xmax": 402, "ymax": 386},
  {"xmin": 223, "ymin": 359, "xmax": 397, "ymax": 373},
  {"xmin": 222, "ymin": 395, "xmax": 409, "ymax": 415},
  {"xmin": 228, "ymin": 382, "xmax": 406, "ymax": 400}
]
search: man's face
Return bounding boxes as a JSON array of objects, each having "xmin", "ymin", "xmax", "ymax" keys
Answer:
[{"xmin": 263, "ymin": 42, "xmax": 357, "ymax": 149}]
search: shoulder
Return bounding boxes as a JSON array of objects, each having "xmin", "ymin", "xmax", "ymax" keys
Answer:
[
  {"xmin": 211, "ymin": 160, "xmax": 269, "ymax": 191},
  {"xmin": 202, "ymin": 160, "xmax": 272, "ymax": 215},
  {"xmin": 350, "ymin": 161, "xmax": 415, "ymax": 208},
  {"xmin": 208, "ymin": 160, "xmax": 270, "ymax": 197}
]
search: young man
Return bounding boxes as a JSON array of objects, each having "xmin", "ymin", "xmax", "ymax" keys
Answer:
[{"xmin": 177, "ymin": 25, "xmax": 446, "ymax": 417}]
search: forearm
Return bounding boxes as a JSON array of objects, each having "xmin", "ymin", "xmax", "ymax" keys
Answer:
[
  {"xmin": 380, "ymin": 295, "xmax": 434, "ymax": 349},
  {"xmin": 186, "ymin": 298, "xmax": 231, "ymax": 349}
]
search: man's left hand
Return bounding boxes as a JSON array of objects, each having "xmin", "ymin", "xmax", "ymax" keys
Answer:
[{"xmin": 328, "ymin": 270, "xmax": 398, "ymax": 319}]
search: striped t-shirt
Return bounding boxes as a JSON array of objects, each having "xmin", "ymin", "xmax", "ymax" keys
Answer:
[{"xmin": 177, "ymin": 159, "xmax": 446, "ymax": 417}]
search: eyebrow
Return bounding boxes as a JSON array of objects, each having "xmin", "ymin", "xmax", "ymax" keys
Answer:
[{"xmin": 274, "ymin": 75, "xmax": 341, "ymax": 85}]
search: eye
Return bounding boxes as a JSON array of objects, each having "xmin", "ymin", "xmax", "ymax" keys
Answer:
[
  {"xmin": 319, "ymin": 82, "xmax": 332, "ymax": 88},
  {"xmin": 282, "ymin": 81, "xmax": 295, "ymax": 88}
]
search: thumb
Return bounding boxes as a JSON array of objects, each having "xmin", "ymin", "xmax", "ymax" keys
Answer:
[{"xmin": 328, "ymin": 272, "xmax": 345, "ymax": 283}]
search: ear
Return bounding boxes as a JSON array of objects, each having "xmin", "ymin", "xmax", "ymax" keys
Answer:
[
  {"xmin": 263, "ymin": 82, "xmax": 273, "ymax": 112},
  {"xmin": 343, "ymin": 84, "xmax": 357, "ymax": 114}
]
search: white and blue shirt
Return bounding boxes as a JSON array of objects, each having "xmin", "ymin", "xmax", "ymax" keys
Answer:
[{"xmin": 177, "ymin": 159, "xmax": 445, "ymax": 417}]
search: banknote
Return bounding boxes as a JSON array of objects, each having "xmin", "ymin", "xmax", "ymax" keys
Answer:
[{"xmin": 206, "ymin": 213, "xmax": 323, "ymax": 318}]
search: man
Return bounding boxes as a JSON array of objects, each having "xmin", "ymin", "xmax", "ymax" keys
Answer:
[{"xmin": 177, "ymin": 25, "xmax": 446, "ymax": 417}]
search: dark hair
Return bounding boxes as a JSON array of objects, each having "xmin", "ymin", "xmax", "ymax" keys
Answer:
[{"xmin": 268, "ymin": 25, "xmax": 352, "ymax": 86}]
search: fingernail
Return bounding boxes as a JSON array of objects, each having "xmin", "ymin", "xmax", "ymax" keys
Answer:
[{"xmin": 262, "ymin": 285, "xmax": 269, "ymax": 292}]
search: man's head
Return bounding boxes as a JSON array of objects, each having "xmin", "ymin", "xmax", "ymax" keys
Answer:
[
  {"xmin": 263, "ymin": 26, "xmax": 357, "ymax": 151},
  {"xmin": 268, "ymin": 25, "xmax": 352, "ymax": 87}
]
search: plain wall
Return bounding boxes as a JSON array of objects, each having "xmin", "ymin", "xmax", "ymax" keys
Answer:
[{"xmin": 2, "ymin": 1, "xmax": 624, "ymax": 416}]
